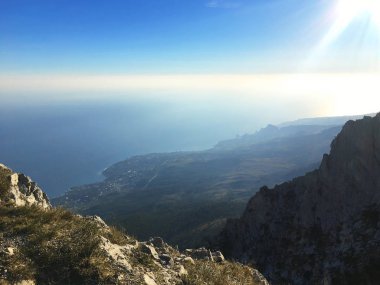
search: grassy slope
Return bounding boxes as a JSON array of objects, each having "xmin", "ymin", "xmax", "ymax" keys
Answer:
[
  {"xmin": 182, "ymin": 260, "xmax": 259, "ymax": 285},
  {"xmin": 0, "ymin": 206, "xmax": 102, "ymax": 284},
  {"xmin": 0, "ymin": 204, "xmax": 261, "ymax": 285}
]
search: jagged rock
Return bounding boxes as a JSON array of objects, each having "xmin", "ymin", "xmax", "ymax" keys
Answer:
[
  {"xmin": 149, "ymin": 237, "xmax": 166, "ymax": 248},
  {"xmin": 186, "ymin": 247, "xmax": 214, "ymax": 261},
  {"xmin": 220, "ymin": 113, "xmax": 380, "ymax": 285},
  {"xmin": 99, "ymin": 236, "xmax": 133, "ymax": 272},
  {"xmin": 159, "ymin": 254, "xmax": 174, "ymax": 267},
  {"xmin": 85, "ymin": 215, "xmax": 109, "ymax": 228},
  {"xmin": 211, "ymin": 251, "xmax": 225, "ymax": 263},
  {"xmin": 140, "ymin": 243, "xmax": 159, "ymax": 260},
  {"xmin": 143, "ymin": 273, "xmax": 157, "ymax": 285},
  {"xmin": 182, "ymin": 256, "xmax": 195, "ymax": 265},
  {"xmin": 0, "ymin": 164, "xmax": 51, "ymax": 209}
]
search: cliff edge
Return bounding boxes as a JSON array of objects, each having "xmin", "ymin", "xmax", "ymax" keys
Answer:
[{"xmin": 220, "ymin": 113, "xmax": 380, "ymax": 285}]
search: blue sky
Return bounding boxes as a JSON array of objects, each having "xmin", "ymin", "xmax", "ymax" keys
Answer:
[
  {"xmin": 1, "ymin": 0, "xmax": 380, "ymax": 117},
  {"xmin": 0, "ymin": 0, "xmax": 353, "ymax": 74}
]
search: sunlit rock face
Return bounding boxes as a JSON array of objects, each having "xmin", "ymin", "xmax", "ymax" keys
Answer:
[
  {"xmin": 220, "ymin": 113, "xmax": 380, "ymax": 285},
  {"xmin": 0, "ymin": 164, "xmax": 51, "ymax": 209}
]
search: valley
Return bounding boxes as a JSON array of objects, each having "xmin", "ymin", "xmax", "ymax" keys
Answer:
[{"xmin": 54, "ymin": 116, "xmax": 364, "ymax": 248}]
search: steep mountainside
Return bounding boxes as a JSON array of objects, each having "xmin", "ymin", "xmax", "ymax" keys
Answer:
[
  {"xmin": 0, "ymin": 163, "xmax": 268, "ymax": 285},
  {"xmin": 54, "ymin": 123, "xmax": 343, "ymax": 248},
  {"xmin": 219, "ymin": 114, "xmax": 380, "ymax": 284}
]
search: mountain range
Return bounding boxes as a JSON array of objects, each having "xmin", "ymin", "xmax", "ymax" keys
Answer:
[{"xmin": 53, "ymin": 115, "xmax": 371, "ymax": 248}]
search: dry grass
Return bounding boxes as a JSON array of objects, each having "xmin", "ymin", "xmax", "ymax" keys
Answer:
[
  {"xmin": 0, "ymin": 206, "xmax": 102, "ymax": 284},
  {"xmin": 0, "ymin": 167, "xmax": 11, "ymax": 199},
  {"xmin": 104, "ymin": 225, "xmax": 135, "ymax": 246},
  {"xmin": 0, "ymin": 203, "xmax": 263, "ymax": 285},
  {"xmin": 181, "ymin": 260, "xmax": 260, "ymax": 285}
]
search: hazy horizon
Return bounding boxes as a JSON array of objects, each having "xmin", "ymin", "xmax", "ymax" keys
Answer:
[
  {"xmin": 1, "ymin": 0, "xmax": 380, "ymax": 196},
  {"xmin": 0, "ymin": 97, "xmax": 374, "ymax": 198},
  {"xmin": 2, "ymin": 0, "xmax": 379, "ymax": 121}
]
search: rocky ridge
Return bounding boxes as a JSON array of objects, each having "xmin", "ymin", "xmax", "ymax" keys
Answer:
[
  {"xmin": 0, "ymin": 164, "xmax": 268, "ymax": 285},
  {"xmin": 0, "ymin": 164, "xmax": 51, "ymax": 209},
  {"xmin": 219, "ymin": 114, "xmax": 380, "ymax": 284}
]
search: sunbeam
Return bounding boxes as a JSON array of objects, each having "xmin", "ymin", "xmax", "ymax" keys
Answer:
[
  {"xmin": 304, "ymin": 0, "xmax": 380, "ymax": 71},
  {"xmin": 321, "ymin": 0, "xmax": 380, "ymax": 49}
]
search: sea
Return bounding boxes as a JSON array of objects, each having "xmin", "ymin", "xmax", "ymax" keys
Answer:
[{"xmin": 0, "ymin": 98, "xmax": 266, "ymax": 197}]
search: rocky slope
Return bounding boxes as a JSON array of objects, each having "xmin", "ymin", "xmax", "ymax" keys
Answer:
[
  {"xmin": 219, "ymin": 114, "xmax": 380, "ymax": 284},
  {"xmin": 0, "ymin": 164, "xmax": 268, "ymax": 285},
  {"xmin": 0, "ymin": 163, "xmax": 51, "ymax": 209}
]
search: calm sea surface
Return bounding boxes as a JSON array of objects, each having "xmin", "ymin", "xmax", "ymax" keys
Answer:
[{"xmin": 0, "ymin": 99, "xmax": 264, "ymax": 197}]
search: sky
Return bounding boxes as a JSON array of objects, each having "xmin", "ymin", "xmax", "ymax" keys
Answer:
[{"xmin": 1, "ymin": 0, "xmax": 380, "ymax": 116}]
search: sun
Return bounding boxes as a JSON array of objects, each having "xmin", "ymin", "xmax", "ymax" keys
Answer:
[{"xmin": 336, "ymin": 0, "xmax": 380, "ymax": 27}]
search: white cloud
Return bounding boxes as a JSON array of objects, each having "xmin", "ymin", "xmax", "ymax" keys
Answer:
[
  {"xmin": 205, "ymin": 0, "xmax": 241, "ymax": 9},
  {"xmin": 205, "ymin": 0, "xmax": 219, "ymax": 8}
]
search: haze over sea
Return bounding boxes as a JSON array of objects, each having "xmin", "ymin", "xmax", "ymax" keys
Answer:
[
  {"xmin": 1, "ymin": 72, "xmax": 379, "ymax": 198},
  {"xmin": 0, "ymin": 95, "xmax": 288, "ymax": 197}
]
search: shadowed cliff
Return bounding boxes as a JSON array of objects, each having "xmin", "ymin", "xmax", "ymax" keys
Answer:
[{"xmin": 219, "ymin": 114, "xmax": 380, "ymax": 285}]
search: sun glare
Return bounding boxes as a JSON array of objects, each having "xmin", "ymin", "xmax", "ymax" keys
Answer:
[
  {"xmin": 308, "ymin": 0, "xmax": 380, "ymax": 68},
  {"xmin": 336, "ymin": 0, "xmax": 380, "ymax": 27}
]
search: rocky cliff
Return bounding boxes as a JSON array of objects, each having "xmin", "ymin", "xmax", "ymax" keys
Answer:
[
  {"xmin": 0, "ymin": 164, "xmax": 51, "ymax": 209},
  {"xmin": 219, "ymin": 114, "xmax": 380, "ymax": 285},
  {"xmin": 0, "ymin": 164, "xmax": 268, "ymax": 285}
]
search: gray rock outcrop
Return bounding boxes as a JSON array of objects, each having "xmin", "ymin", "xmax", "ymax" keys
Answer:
[
  {"xmin": 0, "ymin": 164, "xmax": 51, "ymax": 209},
  {"xmin": 220, "ymin": 113, "xmax": 380, "ymax": 285}
]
